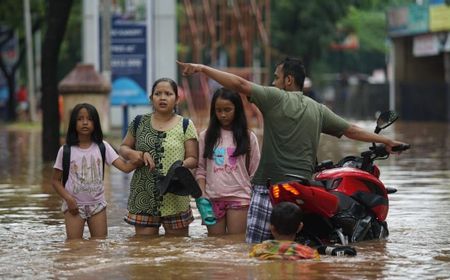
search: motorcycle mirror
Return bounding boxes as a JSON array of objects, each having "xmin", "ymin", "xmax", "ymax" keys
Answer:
[{"xmin": 375, "ymin": 111, "xmax": 398, "ymax": 133}]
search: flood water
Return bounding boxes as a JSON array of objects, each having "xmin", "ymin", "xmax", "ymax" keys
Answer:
[{"xmin": 1, "ymin": 119, "xmax": 450, "ymax": 279}]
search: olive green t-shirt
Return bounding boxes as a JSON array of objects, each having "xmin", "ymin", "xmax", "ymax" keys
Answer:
[{"xmin": 250, "ymin": 84, "xmax": 350, "ymax": 184}]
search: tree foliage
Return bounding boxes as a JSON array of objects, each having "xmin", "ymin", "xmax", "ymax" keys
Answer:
[
  {"xmin": 270, "ymin": 0, "xmax": 362, "ymax": 71},
  {"xmin": 0, "ymin": 0, "xmax": 44, "ymax": 121},
  {"xmin": 340, "ymin": 7, "xmax": 386, "ymax": 53},
  {"xmin": 0, "ymin": 0, "xmax": 78, "ymax": 160},
  {"xmin": 270, "ymin": 0, "xmax": 416, "ymax": 77}
]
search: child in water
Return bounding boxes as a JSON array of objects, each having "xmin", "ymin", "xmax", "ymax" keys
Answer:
[
  {"xmin": 51, "ymin": 103, "xmax": 137, "ymax": 240},
  {"xmin": 196, "ymin": 87, "xmax": 260, "ymax": 236},
  {"xmin": 250, "ymin": 202, "xmax": 357, "ymax": 260},
  {"xmin": 249, "ymin": 202, "xmax": 320, "ymax": 260}
]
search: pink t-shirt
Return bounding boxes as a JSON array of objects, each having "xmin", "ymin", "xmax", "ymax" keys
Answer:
[
  {"xmin": 196, "ymin": 129, "xmax": 260, "ymax": 201},
  {"xmin": 53, "ymin": 141, "xmax": 119, "ymax": 205}
]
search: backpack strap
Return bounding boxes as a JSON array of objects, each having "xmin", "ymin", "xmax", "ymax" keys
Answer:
[
  {"xmin": 182, "ymin": 118, "xmax": 189, "ymax": 134},
  {"xmin": 133, "ymin": 114, "xmax": 143, "ymax": 136},
  {"xmin": 98, "ymin": 141, "xmax": 106, "ymax": 180},
  {"xmin": 62, "ymin": 144, "xmax": 70, "ymax": 187}
]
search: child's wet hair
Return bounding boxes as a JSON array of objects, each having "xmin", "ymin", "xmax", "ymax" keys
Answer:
[
  {"xmin": 66, "ymin": 103, "xmax": 103, "ymax": 146},
  {"xmin": 270, "ymin": 202, "xmax": 303, "ymax": 236}
]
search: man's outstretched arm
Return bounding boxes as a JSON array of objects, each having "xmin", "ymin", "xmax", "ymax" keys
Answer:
[
  {"xmin": 343, "ymin": 124, "xmax": 407, "ymax": 153},
  {"xmin": 177, "ymin": 61, "xmax": 254, "ymax": 97}
]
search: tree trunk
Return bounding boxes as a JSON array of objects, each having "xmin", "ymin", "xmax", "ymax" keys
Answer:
[{"xmin": 41, "ymin": 0, "xmax": 73, "ymax": 161}]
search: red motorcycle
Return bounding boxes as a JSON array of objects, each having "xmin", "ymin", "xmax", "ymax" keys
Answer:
[{"xmin": 269, "ymin": 111, "xmax": 410, "ymax": 245}]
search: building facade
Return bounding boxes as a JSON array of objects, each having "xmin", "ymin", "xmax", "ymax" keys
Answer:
[{"xmin": 387, "ymin": 0, "xmax": 450, "ymax": 121}]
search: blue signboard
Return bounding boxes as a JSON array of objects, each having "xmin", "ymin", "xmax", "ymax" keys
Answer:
[
  {"xmin": 109, "ymin": 17, "xmax": 149, "ymax": 105},
  {"xmin": 428, "ymin": 0, "xmax": 445, "ymax": 5}
]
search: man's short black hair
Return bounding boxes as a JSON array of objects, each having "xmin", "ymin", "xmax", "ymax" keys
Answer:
[
  {"xmin": 277, "ymin": 57, "xmax": 306, "ymax": 90},
  {"xmin": 270, "ymin": 202, "xmax": 303, "ymax": 235}
]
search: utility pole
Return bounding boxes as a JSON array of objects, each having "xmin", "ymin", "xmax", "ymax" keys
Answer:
[
  {"xmin": 82, "ymin": 0, "xmax": 100, "ymax": 70},
  {"xmin": 100, "ymin": 0, "xmax": 111, "ymax": 83},
  {"xmin": 100, "ymin": 0, "xmax": 111, "ymax": 132},
  {"xmin": 388, "ymin": 42, "xmax": 395, "ymax": 111},
  {"xmin": 23, "ymin": 0, "xmax": 37, "ymax": 121}
]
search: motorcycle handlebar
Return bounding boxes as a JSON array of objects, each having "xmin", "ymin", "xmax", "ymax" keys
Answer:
[
  {"xmin": 316, "ymin": 144, "xmax": 410, "ymax": 172},
  {"xmin": 391, "ymin": 144, "xmax": 410, "ymax": 152},
  {"xmin": 369, "ymin": 143, "xmax": 410, "ymax": 156}
]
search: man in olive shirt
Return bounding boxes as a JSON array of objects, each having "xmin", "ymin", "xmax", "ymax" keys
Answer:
[
  {"xmin": 249, "ymin": 82, "xmax": 349, "ymax": 185},
  {"xmin": 177, "ymin": 57, "xmax": 406, "ymax": 243}
]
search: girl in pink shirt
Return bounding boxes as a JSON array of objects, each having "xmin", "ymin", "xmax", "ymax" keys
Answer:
[
  {"xmin": 52, "ymin": 103, "xmax": 138, "ymax": 240},
  {"xmin": 196, "ymin": 88, "xmax": 260, "ymax": 236}
]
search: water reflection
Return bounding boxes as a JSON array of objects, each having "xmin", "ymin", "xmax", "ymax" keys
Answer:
[{"xmin": 1, "ymin": 121, "xmax": 450, "ymax": 279}]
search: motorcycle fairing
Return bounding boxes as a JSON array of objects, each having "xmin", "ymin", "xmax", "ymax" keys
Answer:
[
  {"xmin": 269, "ymin": 181, "xmax": 339, "ymax": 218},
  {"xmin": 351, "ymin": 191, "xmax": 389, "ymax": 221},
  {"xmin": 315, "ymin": 166, "xmax": 389, "ymax": 220},
  {"xmin": 316, "ymin": 167, "xmax": 385, "ymax": 196}
]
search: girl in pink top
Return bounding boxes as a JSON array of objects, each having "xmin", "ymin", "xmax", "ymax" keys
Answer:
[
  {"xmin": 196, "ymin": 88, "xmax": 260, "ymax": 236},
  {"xmin": 52, "ymin": 103, "xmax": 138, "ymax": 240}
]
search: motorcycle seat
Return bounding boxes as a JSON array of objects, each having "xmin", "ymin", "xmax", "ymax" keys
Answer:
[{"xmin": 285, "ymin": 173, "xmax": 326, "ymax": 188}]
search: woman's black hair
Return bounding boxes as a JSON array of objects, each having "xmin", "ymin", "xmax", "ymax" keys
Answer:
[
  {"xmin": 270, "ymin": 202, "xmax": 303, "ymax": 235},
  {"xmin": 203, "ymin": 88, "xmax": 249, "ymax": 159},
  {"xmin": 65, "ymin": 103, "xmax": 103, "ymax": 146}
]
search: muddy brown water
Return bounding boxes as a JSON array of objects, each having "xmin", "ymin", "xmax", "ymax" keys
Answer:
[{"xmin": 0, "ymin": 120, "xmax": 449, "ymax": 279}]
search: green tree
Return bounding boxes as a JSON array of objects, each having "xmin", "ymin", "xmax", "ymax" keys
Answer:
[
  {"xmin": 322, "ymin": 7, "xmax": 388, "ymax": 74},
  {"xmin": 0, "ymin": 0, "xmax": 80, "ymax": 160},
  {"xmin": 270, "ymin": 0, "xmax": 415, "ymax": 77},
  {"xmin": 271, "ymin": 0, "xmax": 361, "ymax": 71},
  {"xmin": 0, "ymin": 0, "xmax": 43, "ymax": 121}
]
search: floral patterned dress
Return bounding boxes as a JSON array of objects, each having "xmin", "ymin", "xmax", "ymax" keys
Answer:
[{"xmin": 124, "ymin": 113, "xmax": 198, "ymax": 225}]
